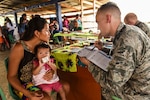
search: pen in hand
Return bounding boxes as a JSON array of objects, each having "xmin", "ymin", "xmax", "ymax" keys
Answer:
[
  {"xmin": 91, "ymin": 46, "xmax": 96, "ymax": 50},
  {"xmin": 94, "ymin": 40, "xmax": 103, "ymax": 50}
]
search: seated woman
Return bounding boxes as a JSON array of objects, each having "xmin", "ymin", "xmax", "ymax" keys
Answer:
[
  {"xmin": 7, "ymin": 17, "xmax": 69, "ymax": 100},
  {"xmin": 72, "ymin": 20, "xmax": 82, "ymax": 32}
]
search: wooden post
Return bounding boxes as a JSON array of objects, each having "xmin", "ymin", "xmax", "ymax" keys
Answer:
[{"xmin": 81, "ymin": 0, "xmax": 83, "ymax": 31}]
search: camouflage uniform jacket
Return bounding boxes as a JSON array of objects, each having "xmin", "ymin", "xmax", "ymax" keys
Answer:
[
  {"xmin": 88, "ymin": 23, "xmax": 150, "ymax": 100},
  {"xmin": 135, "ymin": 20, "xmax": 150, "ymax": 38}
]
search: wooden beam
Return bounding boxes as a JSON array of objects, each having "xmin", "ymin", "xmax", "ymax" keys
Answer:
[
  {"xmin": 61, "ymin": 3, "xmax": 80, "ymax": 10},
  {"xmin": 66, "ymin": 0, "xmax": 80, "ymax": 3},
  {"xmin": 81, "ymin": 0, "xmax": 83, "ymax": 16},
  {"xmin": 95, "ymin": 0, "xmax": 102, "ymax": 5},
  {"xmin": 83, "ymin": 0, "xmax": 99, "ymax": 8},
  {"xmin": 93, "ymin": 0, "xmax": 96, "ymax": 17},
  {"xmin": 96, "ymin": 0, "xmax": 109, "ymax": 5}
]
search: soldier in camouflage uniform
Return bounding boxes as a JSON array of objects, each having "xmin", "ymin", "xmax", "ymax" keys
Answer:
[
  {"xmin": 124, "ymin": 12, "xmax": 150, "ymax": 38},
  {"xmin": 79, "ymin": 2, "xmax": 150, "ymax": 100}
]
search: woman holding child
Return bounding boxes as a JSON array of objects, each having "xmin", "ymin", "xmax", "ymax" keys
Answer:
[{"xmin": 7, "ymin": 16, "xmax": 69, "ymax": 100}]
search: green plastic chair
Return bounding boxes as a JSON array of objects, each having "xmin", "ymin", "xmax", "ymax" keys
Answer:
[
  {"xmin": 4, "ymin": 58, "xmax": 21, "ymax": 100},
  {"xmin": 4, "ymin": 58, "xmax": 57, "ymax": 99},
  {"xmin": 0, "ymin": 87, "xmax": 6, "ymax": 100},
  {"xmin": 112, "ymin": 96, "xmax": 121, "ymax": 100},
  {"xmin": 8, "ymin": 34, "xmax": 15, "ymax": 44}
]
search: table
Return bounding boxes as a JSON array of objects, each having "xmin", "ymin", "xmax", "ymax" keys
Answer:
[
  {"xmin": 51, "ymin": 36, "xmax": 113, "ymax": 72},
  {"xmin": 58, "ymin": 66, "xmax": 101, "ymax": 100},
  {"xmin": 51, "ymin": 42, "xmax": 86, "ymax": 72},
  {"xmin": 53, "ymin": 32, "xmax": 98, "ymax": 38},
  {"xmin": 51, "ymin": 41, "xmax": 112, "ymax": 100},
  {"xmin": 52, "ymin": 43, "xmax": 102, "ymax": 99},
  {"xmin": 53, "ymin": 32, "xmax": 98, "ymax": 42}
]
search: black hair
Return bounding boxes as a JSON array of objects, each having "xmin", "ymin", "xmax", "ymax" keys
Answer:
[
  {"xmin": 34, "ymin": 42, "xmax": 51, "ymax": 55},
  {"xmin": 34, "ymin": 14, "xmax": 41, "ymax": 18},
  {"xmin": 22, "ymin": 13, "xmax": 26, "ymax": 17},
  {"xmin": 76, "ymin": 14, "xmax": 79, "ymax": 17},
  {"xmin": 19, "ymin": 17, "xmax": 24, "ymax": 24},
  {"xmin": 21, "ymin": 17, "xmax": 47, "ymax": 40},
  {"xmin": 5, "ymin": 17, "xmax": 13, "ymax": 26}
]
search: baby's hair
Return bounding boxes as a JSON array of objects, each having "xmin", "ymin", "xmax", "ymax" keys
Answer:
[{"xmin": 34, "ymin": 42, "xmax": 51, "ymax": 55}]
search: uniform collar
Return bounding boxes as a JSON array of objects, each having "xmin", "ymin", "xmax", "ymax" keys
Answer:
[{"xmin": 113, "ymin": 22, "xmax": 126, "ymax": 45}]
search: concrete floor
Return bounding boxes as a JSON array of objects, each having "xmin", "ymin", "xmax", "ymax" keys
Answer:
[{"xmin": 0, "ymin": 50, "xmax": 14, "ymax": 100}]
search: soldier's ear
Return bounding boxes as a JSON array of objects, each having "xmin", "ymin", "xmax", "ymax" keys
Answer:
[{"xmin": 106, "ymin": 14, "xmax": 111, "ymax": 23}]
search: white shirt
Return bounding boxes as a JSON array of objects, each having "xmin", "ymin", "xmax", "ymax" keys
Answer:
[
  {"xmin": 6, "ymin": 22, "xmax": 14, "ymax": 31},
  {"xmin": 32, "ymin": 66, "xmax": 59, "ymax": 86}
]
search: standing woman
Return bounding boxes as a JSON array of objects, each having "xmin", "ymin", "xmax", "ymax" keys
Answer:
[
  {"xmin": 18, "ymin": 13, "xmax": 28, "ymax": 38},
  {"xmin": 7, "ymin": 17, "xmax": 69, "ymax": 100},
  {"xmin": 5, "ymin": 17, "xmax": 15, "ymax": 43}
]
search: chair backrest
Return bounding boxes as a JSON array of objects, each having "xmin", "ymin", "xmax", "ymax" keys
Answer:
[
  {"xmin": 112, "ymin": 96, "xmax": 121, "ymax": 100},
  {"xmin": 4, "ymin": 58, "xmax": 21, "ymax": 100},
  {"xmin": 0, "ymin": 87, "xmax": 6, "ymax": 100}
]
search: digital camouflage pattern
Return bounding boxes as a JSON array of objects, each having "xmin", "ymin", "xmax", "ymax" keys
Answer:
[
  {"xmin": 135, "ymin": 21, "xmax": 150, "ymax": 38},
  {"xmin": 88, "ymin": 23, "xmax": 150, "ymax": 100}
]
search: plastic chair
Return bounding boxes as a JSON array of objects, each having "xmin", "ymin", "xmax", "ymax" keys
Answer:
[
  {"xmin": 112, "ymin": 96, "xmax": 121, "ymax": 100},
  {"xmin": 4, "ymin": 58, "xmax": 21, "ymax": 100},
  {"xmin": 8, "ymin": 34, "xmax": 15, "ymax": 44},
  {"xmin": 4, "ymin": 58, "xmax": 57, "ymax": 100},
  {"xmin": 0, "ymin": 87, "xmax": 6, "ymax": 100}
]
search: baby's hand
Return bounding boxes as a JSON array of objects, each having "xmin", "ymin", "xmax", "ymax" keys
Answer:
[
  {"xmin": 48, "ymin": 61, "xmax": 57, "ymax": 71},
  {"xmin": 38, "ymin": 60, "xmax": 45, "ymax": 67},
  {"xmin": 43, "ymin": 69, "xmax": 53, "ymax": 81}
]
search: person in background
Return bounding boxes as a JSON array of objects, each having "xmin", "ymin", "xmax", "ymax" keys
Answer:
[
  {"xmin": 79, "ymin": 2, "xmax": 150, "ymax": 100},
  {"xmin": 30, "ymin": 14, "xmax": 41, "ymax": 19},
  {"xmin": 34, "ymin": 14, "xmax": 41, "ymax": 18},
  {"xmin": 18, "ymin": 13, "xmax": 28, "ymax": 38},
  {"xmin": 72, "ymin": 20, "xmax": 82, "ymax": 32},
  {"xmin": 31, "ymin": 15, "xmax": 35, "ymax": 19},
  {"xmin": 71, "ymin": 14, "xmax": 82, "ymax": 32},
  {"xmin": 68, "ymin": 20, "xmax": 74, "ymax": 31},
  {"xmin": 7, "ymin": 17, "xmax": 69, "ymax": 100},
  {"xmin": 124, "ymin": 12, "xmax": 150, "ymax": 37},
  {"xmin": 1, "ymin": 23, "xmax": 11, "ymax": 49},
  {"xmin": 5, "ymin": 17, "xmax": 15, "ymax": 44},
  {"xmin": 32, "ymin": 43, "xmax": 66, "ymax": 100},
  {"xmin": 74, "ymin": 14, "xmax": 82, "ymax": 29},
  {"xmin": 49, "ymin": 19, "xmax": 62, "ymax": 42},
  {"xmin": 62, "ymin": 15, "xmax": 69, "ymax": 30},
  {"xmin": 49, "ymin": 19, "xmax": 59, "ymax": 34},
  {"xmin": 0, "ymin": 25, "xmax": 4, "ymax": 51},
  {"xmin": 22, "ymin": 13, "xmax": 28, "ymax": 23}
]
